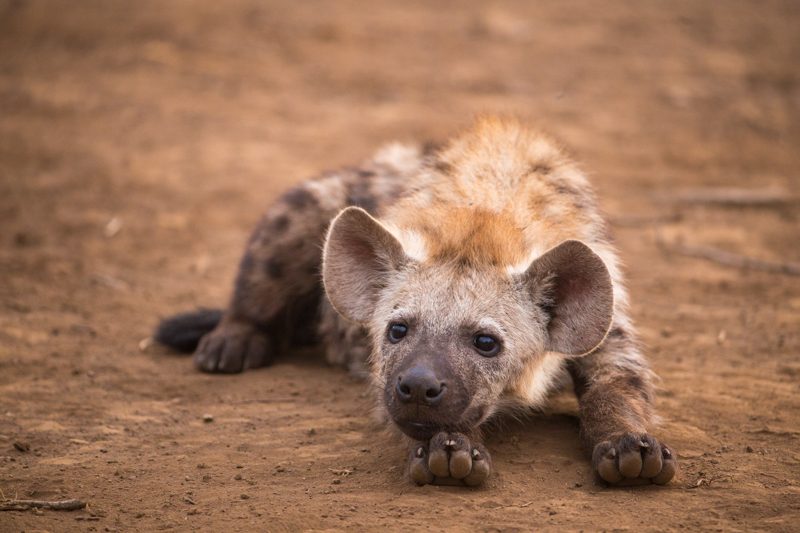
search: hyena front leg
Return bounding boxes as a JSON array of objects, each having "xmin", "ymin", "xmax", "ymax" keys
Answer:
[
  {"xmin": 195, "ymin": 169, "xmax": 388, "ymax": 373},
  {"xmin": 568, "ymin": 325, "xmax": 678, "ymax": 485}
]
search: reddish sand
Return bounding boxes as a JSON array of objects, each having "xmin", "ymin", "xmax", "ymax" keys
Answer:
[{"xmin": 1, "ymin": 1, "xmax": 798, "ymax": 531}]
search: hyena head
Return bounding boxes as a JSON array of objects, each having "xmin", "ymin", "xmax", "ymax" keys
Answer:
[{"xmin": 322, "ymin": 207, "xmax": 613, "ymax": 441}]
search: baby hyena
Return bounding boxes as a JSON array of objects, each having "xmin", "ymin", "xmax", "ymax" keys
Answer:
[{"xmin": 156, "ymin": 117, "xmax": 677, "ymax": 487}]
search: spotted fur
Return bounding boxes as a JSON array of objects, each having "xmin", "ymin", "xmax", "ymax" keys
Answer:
[{"xmin": 156, "ymin": 116, "xmax": 674, "ymax": 486}]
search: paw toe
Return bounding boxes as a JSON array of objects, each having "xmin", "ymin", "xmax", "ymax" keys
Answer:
[
  {"xmin": 244, "ymin": 333, "xmax": 271, "ymax": 369},
  {"xmin": 428, "ymin": 449, "xmax": 450, "ymax": 478},
  {"xmin": 463, "ymin": 447, "xmax": 491, "ymax": 487},
  {"xmin": 194, "ymin": 334, "xmax": 224, "ymax": 372},
  {"xmin": 618, "ymin": 449, "xmax": 643, "ymax": 478},
  {"xmin": 594, "ymin": 443, "xmax": 623, "ymax": 483},
  {"xmin": 639, "ymin": 438, "xmax": 663, "ymax": 479},
  {"xmin": 651, "ymin": 445, "xmax": 678, "ymax": 485},
  {"xmin": 218, "ymin": 336, "xmax": 246, "ymax": 373},
  {"xmin": 408, "ymin": 447, "xmax": 434, "ymax": 485},
  {"xmin": 449, "ymin": 450, "xmax": 472, "ymax": 479},
  {"xmin": 427, "ymin": 432, "xmax": 452, "ymax": 477}
]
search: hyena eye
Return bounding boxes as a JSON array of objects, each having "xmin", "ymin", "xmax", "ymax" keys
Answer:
[
  {"xmin": 473, "ymin": 334, "xmax": 500, "ymax": 357},
  {"xmin": 387, "ymin": 323, "xmax": 408, "ymax": 343}
]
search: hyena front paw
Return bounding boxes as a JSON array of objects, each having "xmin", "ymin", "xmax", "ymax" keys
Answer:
[
  {"xmin": 592, "ymin": 433, "xmax": 677, "ymax": 485},
  {"xmin": 194, "ymin": 320, "xmax": 272, "ymax": 373},
  {"xmin": 408, "ymin": 432, "xmax": 492, "ymax": 487}
]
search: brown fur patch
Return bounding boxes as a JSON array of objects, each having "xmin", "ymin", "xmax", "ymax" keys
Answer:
[
  {"xmin": 271, "ymin": 214, "xmax": 290, "ymax": 232},
  {"xmin": 266, "ymin": 257, "xmax": 284, "ymax": 279},
  {"xmin": 411, "ymin": 207, "xmax": 527, "ymax": 268},
  {"xmin": 283, "ymin": 187, "xmax": 318, "ymax": 209},
  {"xmin": 346, "ymin": 179, "xmax": 379, "ymax": 215}
]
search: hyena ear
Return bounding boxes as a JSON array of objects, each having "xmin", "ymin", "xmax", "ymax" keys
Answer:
[
  {"xmin": 524, "ymin": 240, "xmax": 614, "ymax": 356},
  {"xmin": 323, "ymin": 207, "xmax": 408, "ymax": 324}
]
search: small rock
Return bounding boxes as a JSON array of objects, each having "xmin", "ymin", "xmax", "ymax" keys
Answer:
[
  {"xmin": 307, "ymin": 428, "xmax": 317, "ymax": 436},
  {"xmin": 746, "ymin": 445, "xmax": 754, "ymax": 453},
  {"xmin": 240, "ymin": 494, "xmax": 250, "ymax": 500},
  {"xmin": 104, "ymin": 217, "xmax": 123, "ymax": 238},
  {"xmin": 234, "ymin": 473, "xmax": 242, "ymax": 480},
  {"xmin": 138, "ymin": 337, "xmax": 153, "ymax": 352},
  {"xmin": 202, "ymin": 414, "xmax": 214, "ymax": 423},
  {"xmin": 13, "ymin": 441, "xmax": 30, "ymax": 452}
]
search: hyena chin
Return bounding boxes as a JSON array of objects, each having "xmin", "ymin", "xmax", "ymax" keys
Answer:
[{"xmin": 155, "ymin": 116, "xmax": 678, "ymax": 487}]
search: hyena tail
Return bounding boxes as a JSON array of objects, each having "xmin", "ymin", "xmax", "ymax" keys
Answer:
[{"xmin": 154, "ymin": 309, "xmax": 223, "ymax": 353}]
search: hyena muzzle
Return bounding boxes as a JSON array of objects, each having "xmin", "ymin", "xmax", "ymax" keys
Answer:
[{"xmin": 155, "ymin": 117, "xmax": 677, "ymax": 487}]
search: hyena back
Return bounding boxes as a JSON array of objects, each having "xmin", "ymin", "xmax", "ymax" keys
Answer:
[{"xmin": 156, "ymin": 117, "xmax": 677, "ymax": 487}]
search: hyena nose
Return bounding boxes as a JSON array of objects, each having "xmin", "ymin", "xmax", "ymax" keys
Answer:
[{"xmin": 396, "ymin": 366, "xmax": 446, "ymax": 406}]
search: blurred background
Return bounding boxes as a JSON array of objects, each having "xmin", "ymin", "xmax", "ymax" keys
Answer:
[{"xmin": 1, "ymin": 1, "xmax": 798, "ymax": 531}]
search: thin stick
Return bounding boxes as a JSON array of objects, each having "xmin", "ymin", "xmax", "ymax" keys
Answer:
[
  {"xmin": 657, "ymin": 237, "xmax": 800, "ymax": 276},
  {"xmin": 0, "ymin": 499, "xmax": 86, "ymax": 511},
  {"xmin": 655, "ymin": 186, "xmax": 796, "ymax": 207},
  {"xmin": 609, "ymin": 213, "xmax": 682, "ymax": 227},
  {"xmin": 491, "ymin": 500, "xmax": 535, "ymax": 510}
]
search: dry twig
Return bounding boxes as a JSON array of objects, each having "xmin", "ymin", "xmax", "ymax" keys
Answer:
[
  {"xmin": 656, "ymin": 237, "xmax": 800, "ymax": 276},
  {"xmin": 655, "ymin": 186, "xmax": 796, "ymax": 207},
  {"xmin": 491, "ymin": 500, "xmax": 535, "ymax": 510},
  {"xmin": 0, "ymin": 499, "xmax": 86, "ymax": 512}
]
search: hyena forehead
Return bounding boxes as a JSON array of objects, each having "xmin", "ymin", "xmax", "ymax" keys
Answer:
[{"xmin": 371, "ymin": 262, "xmax": 537, "ymax": 340}]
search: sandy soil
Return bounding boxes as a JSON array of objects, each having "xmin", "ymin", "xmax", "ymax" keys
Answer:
[{"xmin": 1, "ymin": 1, "xmax": 799, "ymax": 531}]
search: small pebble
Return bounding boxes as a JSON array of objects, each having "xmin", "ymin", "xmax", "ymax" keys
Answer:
[
  {"xmin": 13, "ymin": 441, "xmax": 30, "ymax": 452},
  {"xmin": 202, "ymin": 414, "xmax": 214, "ymax": 423},
  {"xmin": 240, "ymin": 494, "xmax": 250, "ymax": 500}
]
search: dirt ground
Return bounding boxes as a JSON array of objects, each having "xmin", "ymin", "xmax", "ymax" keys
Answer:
[{"xmin": 1, "ymin": 1, "xmax": 799, "ymax": 531}]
